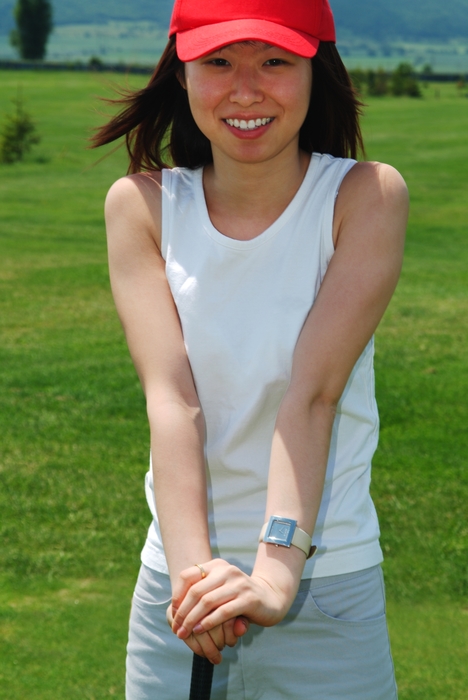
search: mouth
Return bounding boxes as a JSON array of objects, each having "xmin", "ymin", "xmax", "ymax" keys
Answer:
[{"xmin": 224, "ymin": 117, "xmax": 274, "ymax": 131}]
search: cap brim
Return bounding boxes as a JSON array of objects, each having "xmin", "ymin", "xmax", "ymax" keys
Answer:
[{"xmin": 175, "ymin": 19, "xmax": 320, "ymax": 61}]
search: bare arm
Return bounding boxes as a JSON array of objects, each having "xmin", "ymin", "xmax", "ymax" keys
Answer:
[
  {"xmin": 171, "ymin": 161, "xmax": 409, "ymax": 636},
  {"xmin": 105, "ymin": 173, "xmax": 212, "ymax": 581},
  {"xmin": 106, "ymin": 174, "xmax": 251, "ymax": 662},
  {"xmin": 253, "ymin": 161, "xmax": 409, "ymax": 594}
]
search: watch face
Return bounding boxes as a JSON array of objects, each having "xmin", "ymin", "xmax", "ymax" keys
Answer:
[{"xmin": 265, "ymin": 517, "xmax": 296, "ymax": 547}]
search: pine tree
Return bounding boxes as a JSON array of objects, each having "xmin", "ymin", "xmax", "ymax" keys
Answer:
[
  {"xmin": 0, "ymin": 92, "xmax": 41, "ymax": 164},
  {"xmin": 10, "ymin": 0, "xmax": 53, "ymax": 61}
]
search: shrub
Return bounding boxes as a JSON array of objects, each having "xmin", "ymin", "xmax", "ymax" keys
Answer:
[{"xmin": 0, "ymin": 93, "xmax": 41, "ymax": 164}]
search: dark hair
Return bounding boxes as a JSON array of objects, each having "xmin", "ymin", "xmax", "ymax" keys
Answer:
[{"xmin": 92, "ymin": 37, "xmax": 364, "ymax": 173}]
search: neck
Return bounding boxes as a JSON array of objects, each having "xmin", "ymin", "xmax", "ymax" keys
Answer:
[{"xmin": 203, "ymin": 146, "xmax": 310, "ymax": 241}]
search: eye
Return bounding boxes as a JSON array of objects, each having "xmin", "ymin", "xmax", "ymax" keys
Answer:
[
  {"xmin": 208, "ymin": 58, "xmax": 230, "ymax": 67},
  {"xmin": 264, "ymin": 58, "xmax": 287, "ymax": 66}
]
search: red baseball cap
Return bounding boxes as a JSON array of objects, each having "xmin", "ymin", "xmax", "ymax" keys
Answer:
[{"xmin": 169, "ymin": 0, "xmax": 336, "ymax": 62}]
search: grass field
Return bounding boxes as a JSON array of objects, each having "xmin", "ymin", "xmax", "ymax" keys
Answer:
[{"xmin": 0, "ymin": 72, "xmax": 467, "ymax": 698}]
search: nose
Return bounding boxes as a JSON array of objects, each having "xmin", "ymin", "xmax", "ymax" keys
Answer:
[{"xmin": 229, "ymin": 65, "xmax": 263, "ymax": 106}]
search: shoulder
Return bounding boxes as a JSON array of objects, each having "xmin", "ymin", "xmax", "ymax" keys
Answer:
[
  {"xmin": 333, "ymin": 161, "xmax": 409, "ymax": 248},
  {"xmin": 105, "ymin": 171, "xmax": 164, "ymax": 249},
  {"xmin": 337, "ymin": 161, "xmax": 408, "ymax": 219},
  {"xmin": 105, "ymin": 170, "xmax": 163, "ymax": 217}
]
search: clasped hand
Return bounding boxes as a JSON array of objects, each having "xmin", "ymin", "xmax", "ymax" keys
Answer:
[{"xmin": 166, "ymin": 558, "xmax": 293, "ymax": 664}]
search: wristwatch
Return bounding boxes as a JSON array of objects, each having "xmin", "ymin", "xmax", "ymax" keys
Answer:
[{"xmin": 259, "ymin": 516, "xmax": 317, "ymax": 559}]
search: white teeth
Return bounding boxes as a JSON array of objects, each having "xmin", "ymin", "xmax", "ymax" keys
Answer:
[{"xmin": 225, "ymin": 117, "xmax": 272, "ymax": 131}]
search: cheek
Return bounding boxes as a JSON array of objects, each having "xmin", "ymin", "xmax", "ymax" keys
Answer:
[
  {"xmin": 278, "ymin": 83, "xmax": 311, "ymax": 125},
  {"xmin": 296, "ymin": 71, "xmax": 313, "ymax": 116},
  {"xmin": 270, "ymin": 69, "xmax": 312, "ymax": 121},
  {"xmin": 185, "ymin": 78, "xmax": 223, "ymax": 132}
]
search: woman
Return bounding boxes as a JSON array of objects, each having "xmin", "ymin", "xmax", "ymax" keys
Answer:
[{"xmin": 94, "ymin": 0, "xmax": 408, "ymax": 697}]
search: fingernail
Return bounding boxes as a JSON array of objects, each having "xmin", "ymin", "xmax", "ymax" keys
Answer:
[
  {"xmin": 177, "ymin": 626, "xmax": 188, "ymax": 639},
  {"xmin": 193, "ymin": 623, "xmax": 203, "ymax": 634}
]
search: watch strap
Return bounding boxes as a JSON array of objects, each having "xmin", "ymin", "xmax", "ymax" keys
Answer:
[{"xmin": 259, "ymin": 520, "xmax": 316, "ymax": 559}]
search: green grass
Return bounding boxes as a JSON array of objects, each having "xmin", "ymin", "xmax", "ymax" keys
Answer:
[
  {"xmin": 0, "ymin": 71, "xmax": 150, "ymax": 584},
  {"xmin": 363, "ymin": 85, "xmax": 468, "ymax": 604},
  {"xmin": 387, "ymin": 601, "xmax": 468, "ymax": 700},
  {"xmin": 0, "ymin": 73, "xmax": 467, "ymax": 698},
  {"xmin": 0, "ymin": 578, "xmax": 130, "ymax": 699}
]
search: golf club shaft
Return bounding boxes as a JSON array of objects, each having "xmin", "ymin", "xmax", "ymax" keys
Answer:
[{"xmin": 189, "ymin": 654, "xmax": 214, "ymax": 700}]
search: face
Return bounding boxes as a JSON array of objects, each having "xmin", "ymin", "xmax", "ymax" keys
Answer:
[{"xmin": 182, "ymin": 42, "xmax": 312, "ymax": 166}]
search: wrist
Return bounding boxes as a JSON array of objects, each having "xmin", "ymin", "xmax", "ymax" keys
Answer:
[
  {"xmin": 166, "ymin": 546, "xmax": 213, "ymax": 587},
  {"xmin": 252, "ymin": 540, "xmax": 306, "ymax": 606},
  {"xmin": 259, "ymin": 516, "xmax": 316, "ymax": 559}
]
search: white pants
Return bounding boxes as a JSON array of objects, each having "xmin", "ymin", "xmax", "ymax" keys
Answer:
[{"xmin": 126, "ymin": 564, "xmax": 397, "ymax": 699}]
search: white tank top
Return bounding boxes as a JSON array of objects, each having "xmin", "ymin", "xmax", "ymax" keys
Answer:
[{"xmin": 141, "ymin": 153, "xmax": 383, "ymax": 579}]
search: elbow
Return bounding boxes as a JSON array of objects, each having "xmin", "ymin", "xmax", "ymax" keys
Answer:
[
  {"xmin": 146, "ymin": 390, "xmax": 204, "ymax": 430},
  {"xmin": 282, "ymin": 383, "xmax": 340, "ymax": 420}
]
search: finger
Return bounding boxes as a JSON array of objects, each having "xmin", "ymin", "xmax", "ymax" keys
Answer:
[
  {"xmin": 182, "ymin": 633, "xmax": 215, "ymax": 661},
  {"xmin": 166, "ymin": 603, "xmax": 174, "ymax": 628},
  {"xmin": 183, "ymin": 633, "xmax": 203, "ymax": 656},
  {"xmin": 171, "ymin": 564, "xmax": 211, "ymax": 613},
  {"xmin": 172, "ymin": 570, "xmax": 228, "ymax": 632},
  {"xmin": 192, "ymin": 631, "xmax": 223, "ymax": 665},
  {"xmin": 176, "ymin": 586, "xmax": 238, "ymax": 638},
  {"xmin": 233, "ymin": 616, "xmax": 250, "ymax": 638},
  {"xmin": 222, "ymin": 619, "xmax": 238, "ymax": 648},
  {"xmin": 172, "ymin": 560, "xmax": 240, "ymax": 626},
  {"xmin": 190, "ymin": 599, "xmax": 252, "ymax": 636},
  {"xmin": 206, "ymin": 624, "xmax": 225, "ymax": 651}
]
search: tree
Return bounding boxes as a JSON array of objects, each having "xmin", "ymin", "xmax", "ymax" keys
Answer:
[
  {"xmin": 349, "ymin": 68, "xmax": 366, "ymax": 95},
  {"xmin": 10, "ymin": 0, "xmax": 53, "ymax": 60},
  {"xmin": 0, "ymin": 92, "xmax": 41, "ymax": 164},
  {"xmin": 367, "ymin": 68, "xmax": 389, "ymax": 97},
  {"xmin": 390, "ymin": 63, "xmax": 422, "ymax": 98}
]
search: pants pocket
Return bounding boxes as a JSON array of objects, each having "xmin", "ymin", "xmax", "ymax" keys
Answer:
[
  {"xmin": 132, "ymin": 563, "xmax": 172, "ymax": 608},
  {"xmin": 307, "ymin": 565, "xmax": 386, "ymax": 623}
]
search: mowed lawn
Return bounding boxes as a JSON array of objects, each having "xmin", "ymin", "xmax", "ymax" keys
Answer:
[{"xmin": 0, "ymin": 71, "xmax": 467, "ymax": 699}]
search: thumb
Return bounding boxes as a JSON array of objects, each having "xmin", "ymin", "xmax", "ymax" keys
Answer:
[{"xmin": 233, "ymin": 616, "xmax": 250, "ymax": 638}]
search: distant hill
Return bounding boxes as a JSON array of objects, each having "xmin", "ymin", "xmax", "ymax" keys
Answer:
[
  {"xmin": 1, "ymin": 0, "xmax": 468, "ymax": 41},
  {"xmin": 332, "ymin": 0, "xmax": 468, "ymax": 41},
  {"xmin": 0, "ymin": 0, "xmax": 172, "ymax": 32}
]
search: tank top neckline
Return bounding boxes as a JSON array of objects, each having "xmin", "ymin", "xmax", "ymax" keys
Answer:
[{"xmin": 193, "ymin": 153, "xmax": 319, "ymax": 250}]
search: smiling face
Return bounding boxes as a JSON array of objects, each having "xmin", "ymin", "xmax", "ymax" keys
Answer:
[{"xmin": 182, "ymin": 42, "xmax": 313, "ymax": 167}]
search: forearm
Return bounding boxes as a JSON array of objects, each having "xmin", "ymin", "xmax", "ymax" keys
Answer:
[
  {"xmin": 170, "ymin": 394, "xmax": 337, "ymax": 638},
  {"xmin": 253, "ymin": 393, "xmax": 336, "ymax": 599},
  {"xmin": 168, "ymin": 393, "xmax": 337, "ymax": 641},
  {"xmin": 148, "ymin": 396, "xmax": 212, "ymax": 588}
]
